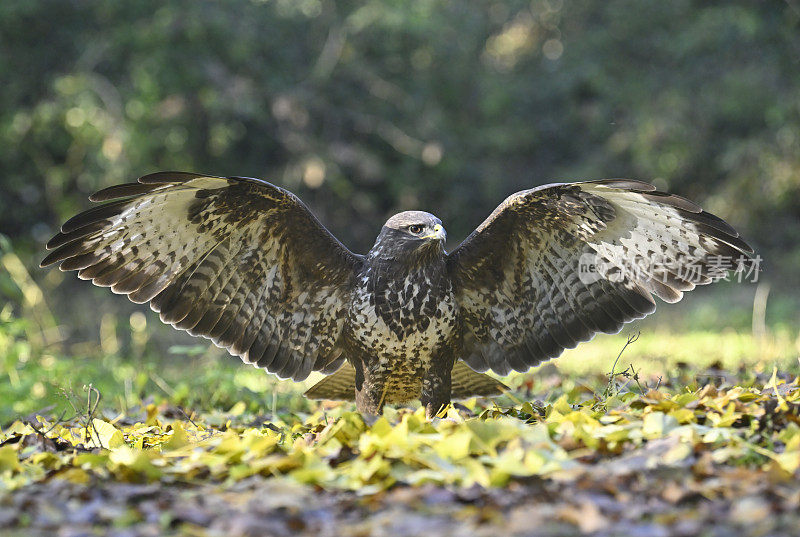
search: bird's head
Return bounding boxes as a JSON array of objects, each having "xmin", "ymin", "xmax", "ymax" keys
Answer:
[{"xmin": 369, "ymin": 211, "xmax": 447, "ymax": 262}]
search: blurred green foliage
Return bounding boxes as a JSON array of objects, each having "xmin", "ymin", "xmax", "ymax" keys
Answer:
[{"xmin": 2, "ymin": 0, "xmax": 799, "ymax": 261}]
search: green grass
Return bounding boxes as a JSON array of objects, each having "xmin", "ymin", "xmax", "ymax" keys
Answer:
[{"xmin": 3, "ymin": 302, "xmax": 798, "ymax": 425}]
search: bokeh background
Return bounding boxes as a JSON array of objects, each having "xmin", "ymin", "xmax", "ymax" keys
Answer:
[{"xmin": 2, "ymin": 0, "xmax": 799, "ymax": 420}]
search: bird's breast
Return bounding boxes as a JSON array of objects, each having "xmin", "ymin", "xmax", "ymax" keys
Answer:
[{"xmin": 348, "ymin": 267, "xmax": 458, "ymax": 361}]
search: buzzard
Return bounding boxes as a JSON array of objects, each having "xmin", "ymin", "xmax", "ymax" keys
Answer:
[{"xmin": 42, "ymin": 173, "xmax": 753, "ymax": 418}]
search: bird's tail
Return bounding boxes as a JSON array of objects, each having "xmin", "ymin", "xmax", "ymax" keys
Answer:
[
  {"xmin": 304, "ymin": 363, "xmax": 357, "ymax": 401},
  {"xmin": 450, "ymin": 361, "xmax": 509, "ymax": 399},
  {"xmin": 303, "ymin": 361, "xmax": 508, "ymax": 401}
]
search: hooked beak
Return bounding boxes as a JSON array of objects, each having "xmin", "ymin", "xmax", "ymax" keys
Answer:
[{"xmin": 421, "ymin": 223, "xmax": 446, "ymax": 242}]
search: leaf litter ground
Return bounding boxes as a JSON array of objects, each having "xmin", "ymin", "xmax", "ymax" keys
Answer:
[{"xmin": 2, "ymin": 364, "xmax": 800, "ymax": 537}]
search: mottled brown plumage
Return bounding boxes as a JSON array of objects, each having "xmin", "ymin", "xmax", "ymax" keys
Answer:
[{"xmin": 43, "ymin": 173, "xmax": 754, "ymax": 418}]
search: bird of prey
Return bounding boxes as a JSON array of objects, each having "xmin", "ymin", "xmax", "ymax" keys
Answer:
[{"xmin": 42, "ymin": 173, "xmax": 754, "ymax": 418}]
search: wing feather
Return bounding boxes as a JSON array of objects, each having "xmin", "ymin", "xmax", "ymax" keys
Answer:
[
  {"xmin": 448, "ymin": 179, "xmax": 753, "ymax": 375},
  {"xmin": 43, "ymin": 172, "xmax": 363, "ymax": 381}
]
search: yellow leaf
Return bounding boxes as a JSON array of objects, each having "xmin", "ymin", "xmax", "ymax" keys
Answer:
[
  {"xmin": 550, "ymin": 395, "xmax": 572, "ymax": 416},
  {"xmin": 767, "ymin": 366, "xmax": 789, "ymax": 412},
  {"xmin": 460, "ymin": 458, "xmax": 491, "ymax": 488},
  {"xmin": 240, "ymin": 429, "xmax": 279, "ymax": 457},
  {"xmin": 465, "ymin": 418, "xmax": 518, "ymax": 453},
  {"xmin": 0, "ymin": 446, "xmax": 21, "ymax": 472},
  {"xmin": 1, "ymin": 421, "xmax": 36, "ymax": 437},
  {"xmin": 780, "ymin": 425, "xmax": 800, "ymax": 449},
  {"xmin": 73, "ymin": 452, "xmax": 109, "ymax": 468},
  {"xmin": 369, "ymin": 417, "xmax": 392, "ymax": 438},
  {"xmin": 668, "ymin": 408, "xmax": 696, "ymax": 424},
  {"xmin": 228, "ymin": 401, "xmax": 247, "ymax": 416},
  {"xmin": 642, "ymin": 412, "xmax": 678, "ymax": 439},
  {"xmin": 673, "ymin": 393, "xmax": 698, "ymax": 407},
  {"xmin": 662, "ymin": 441, "xmax": 693, "ymax": 465},
  {"xmin": 60, "ymin": 468, "xmax": 91, "ymax": 484},
  {"xmin": 30, "ymin": 452, "xmax": 62, "ymax": 469},
  {"xmin": 162, "ymin": 422, "xmax": 189, "ymax": 451},
  {"xmin": 707, "ymin": 402, "xmax": 741, "ymax": 427},
  {"xmin": 145, "ymin": 404, "xmax": 159, "ymax": 426},
  {"xmin": 290, "ymin": 457, "xmax": 336, "ymax": 485},
  {"xmin": 774, "ymin": 451, "xmax": 800, "ymax": 474},
  {"xmin": 109, "ymin": 447, "xmax": 161, "ymax": 480},
  {"xmin": 89, "ymin": 418, "xmax": 125, "ymax": 449},
  {"xmin": 434, "ymin": 430, "xmax": 472, "ymax": 460}
]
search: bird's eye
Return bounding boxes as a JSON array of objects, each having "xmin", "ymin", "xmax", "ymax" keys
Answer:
[{"xmin": 408, "ymin": 224, "xmax": 424, "ymax": 234}]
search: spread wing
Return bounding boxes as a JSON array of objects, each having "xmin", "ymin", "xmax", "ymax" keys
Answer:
[
  {"xmin": 447, "ymin": 179, "xmax": 754, "ymax": 376},
  {"xmin": 42, "ymin": 172, "xmax": 363, "ymax": 381}
]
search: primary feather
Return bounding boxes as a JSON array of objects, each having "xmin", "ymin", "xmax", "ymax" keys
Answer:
[
  {"xmin": 447, "ymin": 179, "xmax": 754, "ymax": 376},
  {"xmin": 43, "ymin": 172, "xmax": 361, "ymax": 381}
]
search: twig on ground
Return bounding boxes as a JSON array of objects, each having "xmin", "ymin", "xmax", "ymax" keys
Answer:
[
  {"xmin": 603, "ymin": 331, "xmax": 640, "ymax": 398},
  {"xmin": 59, "ymin": 386, "xmax": 82, "ymax": 417},
  {"xmin": 83, "ymin": 383, "xmax": 103, "ymax": 448},
  {"xmin": 176, "ymin": 406, "xmax": 199, "ymax": 428},
  {"xmin": 629, "ymin": 363, "xmax": 645, "ymax": 394},
  {"xmin": 27, "ymin": 408, "xmax": 70, "ymax": 438},
  {"xmin": 653, "ymin": 376, "xmax": 663, "ymax": 391}
]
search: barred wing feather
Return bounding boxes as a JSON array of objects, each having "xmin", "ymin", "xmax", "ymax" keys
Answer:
[
  {"xmin": 447, "ymin": 179, "xmax": 754, "ymax": 376},
  {"xmin": 42, "ymin": 172, "xmax": 362, "ymax": 381}
]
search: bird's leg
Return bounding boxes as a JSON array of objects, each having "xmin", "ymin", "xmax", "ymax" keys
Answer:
[
  {"xmin": 355, "ymin": 375, "xmax": 386, "ymax": 419},
  {"xmin": 421, "ymin": 353, "xmax": 455, "ymax": 420},
  {"xmin": 351, "ymin": 353, "xmax": 387, "ymax": 421}
]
